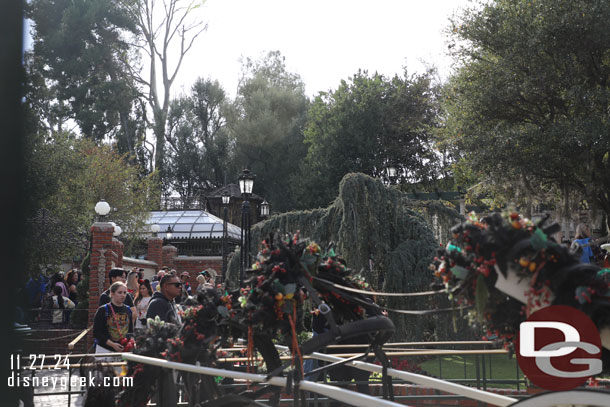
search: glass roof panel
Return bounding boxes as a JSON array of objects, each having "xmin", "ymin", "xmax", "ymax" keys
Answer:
[
  {"xmin": 173, "ymin": 224, "xmax": 191, "ymax": 232},
  {"xmin": 176, "ymin": 217, "xmax": 198, "ymax": 224},
  {"xmin": 190, "ymin": 225, "xmax": 208, "ymax": 232}
]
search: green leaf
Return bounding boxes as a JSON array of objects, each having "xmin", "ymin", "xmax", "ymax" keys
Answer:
[{"xmin": 475, "ymin": 274, "xmax": 489, "ymax": 323}]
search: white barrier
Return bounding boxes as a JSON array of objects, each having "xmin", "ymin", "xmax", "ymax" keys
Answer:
[
  {"xmin": 122, "ymin": 353, "xmax": 405, "ymax": 407},
  {"xmin": 275, "ymin": 345, "xmax": 518, "ymax": 407}
]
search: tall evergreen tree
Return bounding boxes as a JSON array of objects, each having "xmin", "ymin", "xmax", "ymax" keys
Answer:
[
  {"xmin": 164, "ymin": 78, "xmax": 232, "ymax": 204},
  {"xmin": 26, "ymin": 0, "xmax": 140, "ymax": 151},
  {"xmin": 228, "ymin": 51, "xmax": 309, "ymax": 212}
]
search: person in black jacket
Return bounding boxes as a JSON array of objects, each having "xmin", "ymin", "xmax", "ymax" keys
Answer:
[
  {"xmin": 145, "ymin": 274, "xmax": 182, "ymax": 323},
  {"xmin": 93, "ymin": 282, "xmax": 134, "ymax": 353},
  {"xmin": 99, "ymin": 268, "xmax": 134, "ymax": 307}
]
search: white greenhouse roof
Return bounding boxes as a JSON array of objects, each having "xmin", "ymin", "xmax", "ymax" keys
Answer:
[{"xmin": 147, "ymin": 210, "xmax": 241, "ymax": 240}]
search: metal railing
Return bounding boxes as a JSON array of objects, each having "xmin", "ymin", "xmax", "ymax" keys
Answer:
[{"xmin": 14, "ymin": 341, "xmax": 526, "ymax": 407}]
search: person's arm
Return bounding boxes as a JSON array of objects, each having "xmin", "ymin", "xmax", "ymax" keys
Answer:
[
  {"xmin": 92, "ymin": 308, "xmax": 107, "ymax": 342},
  {"xmin": 125, "ymin": 293, "xmax": 134, "ymax": 307}
]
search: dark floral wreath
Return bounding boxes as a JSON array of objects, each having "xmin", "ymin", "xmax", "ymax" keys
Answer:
[{"xmin": 430, "ymin": 212, "xmax": 610, "ymax": 349}]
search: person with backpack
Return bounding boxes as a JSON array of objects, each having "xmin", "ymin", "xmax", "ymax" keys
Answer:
[
  {"xmin": 51, "ymin": 285, "xmax": 75, "ymax": 325},
  {"xmin": 93, "ymin": 282, "xmax": 134, "ymax": 354}
]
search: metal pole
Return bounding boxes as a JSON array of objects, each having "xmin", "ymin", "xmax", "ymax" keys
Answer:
[
  {"xmin": 246, "ymin": 201, "xmax": 252, "ymax": 268},
  {"xmin": 222, "ymin": 204, "xmax": 227, "ymax": 284},
  {"xmin": 240, "ymin": 200, "xmax": 246, "ymax": 286},
  {"xmin": 244, "ymin": 200, "xmax": 251, "ymax": 276}
]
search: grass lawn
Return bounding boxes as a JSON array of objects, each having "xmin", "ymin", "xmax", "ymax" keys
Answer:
[{"xmin": 420, "ymin": 354, "xmax": 525, "ymax": 389}]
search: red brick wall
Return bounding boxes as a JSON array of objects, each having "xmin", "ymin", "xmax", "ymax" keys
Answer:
[
  {"xmin": 172, "ymin": 257, "xmax": 222, "ymax": 290},
  {"xmin": 147, "ymin": 237, "xmax": 163, "ymax": 267},
  {"xmin": 87, "ymin": 222, "xmax": 115, "ymax": 348}
]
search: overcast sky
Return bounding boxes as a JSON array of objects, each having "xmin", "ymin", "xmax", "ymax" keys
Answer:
[
  {"xmin": 173, "ymin": 0, "xmax": 473, "ymax": 98},
  {"xmin": 24, "ymin": 0, "xmax": 474, "ymax": 98}
]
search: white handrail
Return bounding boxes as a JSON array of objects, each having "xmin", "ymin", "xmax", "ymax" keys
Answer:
[
  {"xmin": 122, "ymin": 353, "xmax": 405, "ymax": 407},
  {"xmin": 275, "ymin": 345, "xmax": 518, "ymax": 407}
]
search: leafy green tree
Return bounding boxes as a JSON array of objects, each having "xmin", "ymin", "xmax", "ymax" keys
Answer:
[
  {"xmin": 298, "ymin": 70, "xmax": 441, "ymax": 209},
  {"xmin": 443, "ymin": 0, "xmax": 610, "ymax": 227},
  {"xmin": 228, "ymin": 51, "xmax": 309, "ymax": 212},
  {"xmin": 23, "ymin": 133, "xmax": 158, "ymax": 275},
  {"xmin": 164, "ymin": 78, "xmax": 233, "ymax": 204},
  {"xmin": 26, "ymin": 0, "xmax": 140, "ymax": 151}
]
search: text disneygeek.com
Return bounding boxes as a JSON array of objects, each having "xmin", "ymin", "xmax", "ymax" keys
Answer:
[
  {"xmin": 8, "ymin": 371, "xmax": 133, "ymax": 390},
  {"xmin": 9, "ymin": 353, "xmax": 133, "ymax": 390}
]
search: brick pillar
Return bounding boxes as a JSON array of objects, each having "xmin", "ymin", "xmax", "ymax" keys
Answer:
[
  {"xmin": 147, "ymin": 237, "xmax": 163, "ymax": 268},
  {"xmin": 87, "ymin": 222, "xmax": 114, "ymax": 348},
  {"xmin": 162, "ymin": 245, "xmax": 178, "ymax": 268},
  {"xmin": 113, "ymin": 238, "xmax": 124, "ymax": 268}
]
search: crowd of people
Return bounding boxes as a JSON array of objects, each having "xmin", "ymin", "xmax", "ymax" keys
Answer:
[
  {"xmin": 92, "ymin": 267, "xmax": 218, "ymax": 357},
  {"xmin": 22, "ymin": 269, "xmax": 83, "ymax": 326},
  {"xmin": 21, "ymin": 266, "xmax": 218, "ymax": 332}
]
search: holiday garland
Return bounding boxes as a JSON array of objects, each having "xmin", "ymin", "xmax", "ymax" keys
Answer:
[{"xmin": 430, "ymin": 212, "xmax": 610, "ymax": 350}]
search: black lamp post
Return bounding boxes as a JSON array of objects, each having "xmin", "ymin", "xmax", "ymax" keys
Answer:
[
  {"xmin": 238, "ymin": 168, "xmax": 255, "ymax": 286},
  {"xmin": 164, "ymin": 225, "xmax": 173, "ymax": 244},
  {"xmin": 221, "ymin": 192, "xmax": 230, "ymax": 284},
  {"xmin": 260, "ymin": 200, "xmax": 269, "ymax": 220}
]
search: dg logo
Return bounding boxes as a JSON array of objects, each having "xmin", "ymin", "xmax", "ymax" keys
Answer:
[{"xmin": 517, "ymin": 305, "xmax": 602, "ymax": 391}]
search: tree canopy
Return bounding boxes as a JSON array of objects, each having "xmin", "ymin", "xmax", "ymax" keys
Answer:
[
  {"xmin": 23, "ymin": 133, "xmax": 158, "ymax": 276},
  {"xmin": 26, "ymin": 0, "xmax": 139, "ymax": 147},
  {"xmin": 298, "ymin": 70, "xmax": 441, "ymax": 209},
  {"xmin": 164, "ymin": 78, "xmax": 233, "ymax": 203},
  {"xmin": 228, "ymin": 51, "xmax": 310, "ymax": 212},
  {"xmin": 442, "ymin": 0, "xmax": 610, "ymax": 226}
]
